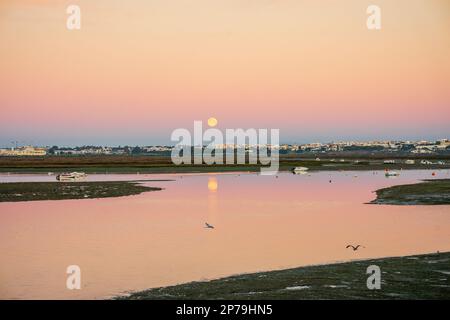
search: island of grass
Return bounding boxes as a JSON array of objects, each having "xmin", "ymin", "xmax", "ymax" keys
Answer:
[
  {"xmin": 0, "ymin": 180, "xmax": 164, "ymax": 202},
  {"xmin": 1, "ymin": 154, "xmax": 449, "ymax": 174},
  {"xmin": 370, "ymin": 179, "xmax": 450, "ymax": 205},
  {"xmin": 121, "ymin": 252, "xmax": 450, "ymax": 300}
]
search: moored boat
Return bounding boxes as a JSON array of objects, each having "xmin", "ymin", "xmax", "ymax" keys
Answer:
[
  {"xmin": 385, "ymin": 170, "xmax": 399, "ymax": 177},
  {"xmin": 292, "ymin": 167, "xmax": 309, "ymax": 174},
  {"xmin": 56, "ymin": 172, "xmax": 87, "ymax": 182}
]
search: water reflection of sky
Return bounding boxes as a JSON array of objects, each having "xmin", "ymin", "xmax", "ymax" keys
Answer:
[{"xmin": 0, "ymin": 169, "xmax": 449, "ymax": 299}]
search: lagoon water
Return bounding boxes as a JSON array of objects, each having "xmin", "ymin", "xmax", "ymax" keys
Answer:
[{"xmin": 0, "ymin": 170, "xmax": 449, "ymax": 299}]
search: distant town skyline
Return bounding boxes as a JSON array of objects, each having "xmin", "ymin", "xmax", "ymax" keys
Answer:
[
  {"xmin": 1, "ymin": 1, "xmax": 449, "ymax": 148},
  {"xmin": 1, "ymin": 136, "xmax": 449, "ymax": 149},
  {"xmin": 2, "ymin": 138, "xmax": 449, "ymax": 157}
]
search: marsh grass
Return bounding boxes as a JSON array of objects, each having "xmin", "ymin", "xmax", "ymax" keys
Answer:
[
  {"xmin": 371, "ymin": 179, "xmax": 450, "ymax": 205},
  {"xmin": 122, "ymin": 252, "xmax": 450, "ymax": 300},
  {"xmin": 0, "ymin": 181, "xmax": 163, "ymax": 202}
]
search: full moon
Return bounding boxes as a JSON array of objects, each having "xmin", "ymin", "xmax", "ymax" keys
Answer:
[{"xmin": 207, "ymin": 117, "xmax": 218, "ymax": 127}]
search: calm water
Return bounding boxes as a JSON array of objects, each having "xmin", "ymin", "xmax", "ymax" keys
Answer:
[{"xmin": 0, "ymin": 170, "xmax": 449, "ymax": 299}]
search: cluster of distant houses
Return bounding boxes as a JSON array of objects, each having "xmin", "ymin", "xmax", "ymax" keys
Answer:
[
  {"xmin": 279, "ymin": 139, "xmax": 450, "ymax": 154},
  {"xmin": 0, "ymin": 139, "xmax": 449, "ymax": 156},
  {"xmin": 0, "ymin": 146, "xmax": 47, "ymax": 156},
  {"xmin": 47, "ymin": 145, "xmax": 173, "ymax": 155},
  {"xmin": 382, "ymin": 159, "xmax": 446, "ymax": 165}
]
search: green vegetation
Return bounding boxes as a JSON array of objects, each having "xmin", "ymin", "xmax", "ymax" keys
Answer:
[
  {"xmin": 371, "ymin": 179, "xmax": 450, "ymax": 205},
  {"xmin": 122, "ymin": 252, "xmax": 450, "ymax": 300},
  {"xmin": 0, "ymin": 181, "xmax": 164, "ymax": 202},
  {"xmin": 0, "ymin": 155, "xmax": 449, "ymax": 174}
]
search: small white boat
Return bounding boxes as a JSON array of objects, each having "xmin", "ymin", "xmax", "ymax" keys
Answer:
[
  {"xmin": 385, "ymin": 171, "xmax": 399, "ymax": 177},
  {"xmin": 56, "ymin": 172, "xmax": 87, "ymax": 181},
  {"xmin": 293, "ymin": 167, "xmax": 309, "ymax": 174}
]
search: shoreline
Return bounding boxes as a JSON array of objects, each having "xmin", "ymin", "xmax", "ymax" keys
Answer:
[
  {"xmin": 0, "ymin": 164, "xmax": 449, "ymax": 175},
  {"xmin": 0, "ymin": 180, "xmax": 165, "ymax": 202},
  {"xmin": 2, "ymin": 170, "xmax": 449, "ymax": 204},
  {"xmin": 119, "ymin": 251, "xmax": 450, "ymax": 300},
  {"xmin": 370, "ymin": 179, "xmax": 450, "ymax": 205},
  {"xmin": 1, "ymin": 155, "xmax": 449, "ymax": 174}
]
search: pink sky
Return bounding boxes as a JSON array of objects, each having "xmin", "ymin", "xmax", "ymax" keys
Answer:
[{"xmin": 0, "ymin": 0, "xmax": 449, "ymax": 146}]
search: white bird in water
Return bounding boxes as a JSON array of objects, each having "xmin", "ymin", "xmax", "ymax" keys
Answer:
[{"xmin": 204, "ymin": 222, "xmax": 215, "ymax": 229}]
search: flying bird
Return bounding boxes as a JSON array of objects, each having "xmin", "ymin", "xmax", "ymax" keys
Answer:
[
  {"xmin": 204, "ymin": 222, "xmax": 215, "ymax": 229},
  {"xmin": 346, "ymin": 244, "xmax": 364, "ymax": 251}
]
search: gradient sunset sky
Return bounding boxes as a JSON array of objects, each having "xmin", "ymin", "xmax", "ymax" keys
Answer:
[{"xmin": 1, "ymin": 0, "xmax": 449, "ymax": 146}]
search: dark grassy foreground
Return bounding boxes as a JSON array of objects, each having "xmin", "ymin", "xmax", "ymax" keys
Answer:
[
  {"xmin": 122, "ymin": 252, "xmax": 450, "ymax": 300},
  {"xmin": 0, "ymin": 181, "xmax": 164, "ymax": 202},
  {"xmin": 371, "ymin": 179, "xmax": 450, "ymax": 205}
]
